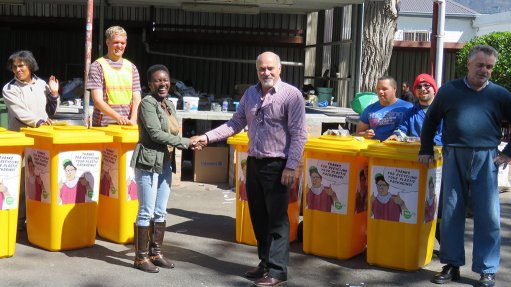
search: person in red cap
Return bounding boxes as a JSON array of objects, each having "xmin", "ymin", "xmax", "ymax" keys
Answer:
[{"xmin": 387, "ymin": 73, "xmax": 442, "ymax": 145}]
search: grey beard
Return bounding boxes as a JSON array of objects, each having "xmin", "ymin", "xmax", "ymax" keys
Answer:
[{"xmin": 261, "ymin": 79, "xmax": 274, "ymax": 89}]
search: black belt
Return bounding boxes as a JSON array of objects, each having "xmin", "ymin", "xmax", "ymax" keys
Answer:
[{"xmin": 249, "ymin": 156, "xmax": 286, "ymax": 161}]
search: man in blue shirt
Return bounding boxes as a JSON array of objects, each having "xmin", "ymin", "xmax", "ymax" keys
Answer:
[
  {"xmin": 356, "ymin": 76, "xmax": 412, "ymax": 140},
  {"xmin": 419, "ymin": 45, "xmax": 511, "ymax": 287},
  {"xmin": 388, "ymin": 73, "xmax": 442, "ymax": 145}
]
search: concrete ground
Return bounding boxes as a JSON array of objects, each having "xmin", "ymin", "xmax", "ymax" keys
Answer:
[{"xmin": 1, "ymin": 181, "xmax": 511, "ymax": 287}]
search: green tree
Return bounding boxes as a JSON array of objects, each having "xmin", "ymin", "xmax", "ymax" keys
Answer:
[{"xmin": 456, "ymin": 32, "xmax": 511, "ymax": 91}]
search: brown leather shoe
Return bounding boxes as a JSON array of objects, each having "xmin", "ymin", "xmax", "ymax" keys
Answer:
[
  {"xmin": 244, "ymin": 266, "xmax": 268, "ymax": 279},
  {"xmin": 253, "ymin": 276, "xmax": 286, "ymax": 287}
]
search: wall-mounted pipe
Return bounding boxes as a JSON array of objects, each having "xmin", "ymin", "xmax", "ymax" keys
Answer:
[{"xmin": 141, "ymin": 28, "xmax": 304, "ymax": 67}]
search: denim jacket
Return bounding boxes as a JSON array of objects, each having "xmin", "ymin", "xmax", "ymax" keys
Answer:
[{"xmin": 130, "ymin": 93, "xmax": 189, "ymax": 174}]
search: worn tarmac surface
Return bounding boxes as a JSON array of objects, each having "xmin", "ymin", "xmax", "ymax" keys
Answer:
[{"xmin": 1, "ymin": 181, "xmax": 511, "ymax": 287}]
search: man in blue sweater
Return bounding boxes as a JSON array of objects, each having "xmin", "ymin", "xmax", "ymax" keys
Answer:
[{"xmin": 419, "ymin": 45, "xmax": 511, "ymax": 287}]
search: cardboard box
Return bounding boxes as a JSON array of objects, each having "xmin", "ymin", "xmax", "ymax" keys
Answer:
[{"xmin": 194, "ymin": 146, "xmax": 229, "ymax": 183}]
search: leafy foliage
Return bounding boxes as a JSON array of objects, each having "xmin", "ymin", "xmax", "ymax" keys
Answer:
[{"xmin": 456, "ymin": 32, "xmax": 511, "ymax": 91}]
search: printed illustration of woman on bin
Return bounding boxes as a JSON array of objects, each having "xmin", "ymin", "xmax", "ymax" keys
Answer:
[
  {"xmin": 306, "ymin": 166, "xmax": 340, "ymax": 212},
  {"xmin": 127, "ymin": 177, "xmax": 137, "ymax": 200},
  {"xmin": 424, "ymin": 176, "xmax": 437, "ymax": 223},
  {"xmin": 238, "ymin": 159, "xmax": 248, "ymax": 201},
  {"xmin": 59, "ymin": 159, "xmax": 92, "ymax": 204},
  {"xmin": 371, "ymin": 173, "xmax": 408, "ymax": 221},
  {"xmin": 355, "ymin": 166, "xmax": 368, "ymax": 213},
  {"xmin": 100, "ymin": 169, "xmax": 115, "ymax": 196},
  {"xmin": 26, "ymin": 155, "xmax": 46, "ymax": 201},
  {"xmin": 130, "ymin": 64, "xmax": 199, "ymax": 273},
  {"xmin": 0, "ymin": 179, "xmax": 13, "ymax": 210}
]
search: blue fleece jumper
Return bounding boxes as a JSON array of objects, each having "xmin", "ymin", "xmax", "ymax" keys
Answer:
[{"xmin": 393, "ymin": 103, "xmax": 443, "ymax": 145}]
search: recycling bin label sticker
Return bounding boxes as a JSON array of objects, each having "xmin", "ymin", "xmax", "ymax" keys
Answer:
[
  {"xmin": 237, "ymin": 151, "xmax": 248, "ymax": 202},
  {"xmin": 305, "ymin": 158, "xmax": 350, "ymax": 214},
  {"xmin": 58, "ymin": 151, "xmax": 101, "ymax": 204},
  {"xmin": 25, "ymin": 149, "xmax": 50, "ymax": 204},
  {"xmin": 0, "ymin": 154, "xmax": 21, "ymax": 210},
  {"xmin": 424, "ymin": 167, "xmax": 442, "ymax": 223},
  {"xmin": 370, "ymin": 165, "xmax": 419, "ymax": 224},
  {"xmin": 126, "ymin": 150, "xmax": 137, "ymax": 201},
  {"xmin": 100, "ymin": 148, "xmax": 119, "ymax": 199}
]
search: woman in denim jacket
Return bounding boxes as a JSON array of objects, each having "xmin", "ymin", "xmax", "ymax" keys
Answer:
[{"xmin": 130, "ymin": 64, "xmax": 193, "ymax": 273}]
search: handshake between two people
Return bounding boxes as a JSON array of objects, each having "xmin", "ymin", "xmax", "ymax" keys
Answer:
[{"xmin": 189, "ymin": 135, "xmax": 209, "ymax": 151}]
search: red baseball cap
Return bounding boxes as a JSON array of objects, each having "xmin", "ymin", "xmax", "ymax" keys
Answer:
[{"xmin": 413, "ymin": 73, "xmax": 437, "ymax": 93}]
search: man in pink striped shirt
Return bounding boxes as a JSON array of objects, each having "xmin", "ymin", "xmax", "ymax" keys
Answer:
[{"xmin": 192, "ymin": 51, "xmax": 307, "ymax": 287}]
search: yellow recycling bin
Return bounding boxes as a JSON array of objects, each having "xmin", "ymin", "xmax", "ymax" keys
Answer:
[
  {"xmin": 92, "ymin": 125, "xmax": 138, "ymax": 244},
  {"xmin": 303, "ymin": 135, "xmax": 376, "ymax": 259},
  {"xmin": 227, "ymin": 132, "xmax": 302, "ymax": 245},
  {"xmin": 361, "ymin": 141, "xmax": 442, "ymax": 271},
  {"xmin": 0, "ymin": 128, "xmax": 33, "ymax": 258},
  {"xmin": 21, "ymin": 125, "xmax": 112, "ymax": 251}
]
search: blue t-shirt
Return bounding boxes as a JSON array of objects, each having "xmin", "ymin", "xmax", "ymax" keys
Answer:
[
  {"xmin": 360, "ymin": 99, "xmax": 413, "ymax": 140},
  {"xmin": 393, "ymin": 103, "xmax": 443, "ymax": 145}
]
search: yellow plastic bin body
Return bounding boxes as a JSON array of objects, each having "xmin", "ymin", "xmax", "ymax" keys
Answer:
[
  {"xmin": 361, "ymin": 141, "xmax": 442, "ymax": 271},
  {"xmin": 92, "ymin": 125, "xmax": 138, "ymax": 244},
  {"xmin": 303, "ymin": 135, "xmax": 376, "ymax": 259},
  {"xmin": 0, "ymin": 128, "xmax": 34, "ymax": 258},
  {"xmin": 227, "ymin": 132, "xmax": 302, "ymax": 245},
  {"xmin": 22, "ymin": 126, "xmax": 112, "ymax": 251}
]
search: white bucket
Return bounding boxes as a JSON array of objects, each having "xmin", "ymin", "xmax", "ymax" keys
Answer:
[
  {"xmin": 168, "ymin": 97, "xmax": 179, "ymax": 109},
  {"xmin": 183, "ymin": 96, "xmax": 199, "ymax": 112}
]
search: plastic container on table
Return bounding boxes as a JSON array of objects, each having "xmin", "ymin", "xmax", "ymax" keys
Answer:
[
  {"xmin": 168, "ymin": 97, "xmax": 179, "ymax": 110},
  {"xmin": 317, "ymin": 87, "xmax": 333, "ymax": 105},
  {"xmin": 361, "ymin": 141, "xmax": 443, "ymax": 271},
  {"xmin": 92, "ymin": 125, "xmax": 139, "ymax": 244},
  {"xmin": 183, "ymin": 96, "xmax": 199, "ymax": 112},
  {"xmin": 0, "ymin": 98, "xmax": 8, "ymax": 129},
  {"xmin": 303, "ymin": 135, "xmax": 377, "ymax": 259},
  {"xmin": 227, "ymin": 132, "xmax": 302, "ymax": 245},
  {"xmin": 0, "ymin": 128, "xmax": 34, "ymax": 258},
  {"xmin": 350, "ymin": 92, "xmax": 378, "ymax": 114},
  {"xmin": 22, "ymin": 125, "xmax": 112, "ymax": 251}
]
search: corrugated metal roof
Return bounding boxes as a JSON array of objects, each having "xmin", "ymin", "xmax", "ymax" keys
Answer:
[{"xmin": 399, "ymin": 0, "xmax": 479, "ymax": 16}]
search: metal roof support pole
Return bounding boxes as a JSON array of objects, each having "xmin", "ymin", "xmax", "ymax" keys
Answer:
[
  {"xmin": 83, "ymin": 0, "xmax": 94, "ymax": 127},
  {"xmin": 353, "ymin": 2, "xmax": 364, "ymax": 93},
  {"xmin": 430, "ymin": 0, "xmax": 446, "ymax": 87},
  {"xmin": 435, "ymin": 0, "xmax": 446, "ymax": 87}
]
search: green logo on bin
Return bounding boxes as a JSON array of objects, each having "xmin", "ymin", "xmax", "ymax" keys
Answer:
[
  {"xmin": 43, "ymin": 190, "xmax": 48, "ymax": 199},
  {"xmin": 111, "ymin": 186, "xmax": 116, "ymax": 194},
  {"xmin": 5, "ymin": 196, "xmax": 14, "ymax": 205},
  {"xmin": 403, "ymin": 210, "xmax": 412, "ymax": 219},
  {"xmin": 87, "ymin": 189, "xmax": 93, "ymax": 199},
  {"xmin": 334, "ymin": 202, "xmax": 343, "ymax": 210}
]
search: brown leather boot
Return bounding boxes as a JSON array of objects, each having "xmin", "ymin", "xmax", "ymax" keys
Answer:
[
  {"xmin": 134, "ymin": 224, "xmax": 159, "ymax": 273},
  {"xmin": 149, "ymin": 220, "xmax": 175, "ymax": 268}
]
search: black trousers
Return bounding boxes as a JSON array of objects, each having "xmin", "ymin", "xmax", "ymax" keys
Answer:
[{"xmin": 246, "ymin": 156, "xmax": 289, "ymax": 281}]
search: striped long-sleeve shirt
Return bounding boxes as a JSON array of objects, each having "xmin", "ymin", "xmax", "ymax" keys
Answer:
[
  {"xmin": 85, "ymin": 56, "xmax": 141, "ymax": 127},
  {"xmin": 205, "ymin": 80, "xmax": 307, "ymax": 170}
]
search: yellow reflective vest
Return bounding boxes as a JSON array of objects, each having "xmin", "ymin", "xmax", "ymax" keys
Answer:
[{"xmin": 97, "ymin": 57, "xmax": 133, "ymax": 105}]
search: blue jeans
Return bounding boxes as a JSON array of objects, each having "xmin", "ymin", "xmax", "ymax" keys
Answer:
[
  {"xmin": 440, "ymin": 147, "xmax": 500, "ymax": 274},
  {"xmin": 135, "ymin": 160, "xmax": 172, "ymax": 226}
]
